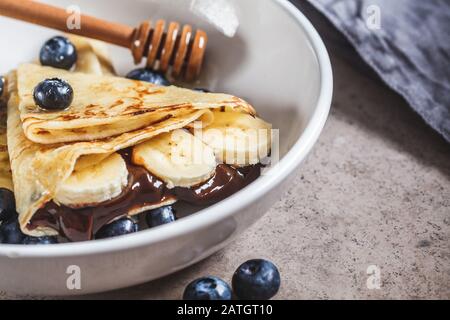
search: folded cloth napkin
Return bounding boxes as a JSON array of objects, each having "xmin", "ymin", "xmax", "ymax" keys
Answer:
[{"xmin": 293, "ymin": 0, "xmax": 450, "ymax": 142}]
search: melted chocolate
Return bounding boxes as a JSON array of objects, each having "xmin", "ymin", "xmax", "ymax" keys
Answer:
[
  {"xmin": 174, "ymin": 164, "xmax": 261, "ymax": 205},
  {"xmin": 28, "ymin": 148, "xmax": 261, "ymax": 242}
]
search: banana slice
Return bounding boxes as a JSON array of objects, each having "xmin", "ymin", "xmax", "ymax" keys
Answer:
[
  {"xmin": 74, "ymin": 153, "xmax": 114, "ymax": 171},
  {"xmin": 55, "ymin": 153, "xmax": 128, "ymax": 207},
  {"xmin": 200, "ymin": 111, "xmax": 272, "ymax": 166},
  {"xmin": 132, "ymin": 129, "xmax": 217, "ymax": 189}
]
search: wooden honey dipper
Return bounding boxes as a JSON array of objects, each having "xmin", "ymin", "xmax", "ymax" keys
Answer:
[{"xmin": 0, "ymin": 0, "xmax": 207, "ymax": 81}]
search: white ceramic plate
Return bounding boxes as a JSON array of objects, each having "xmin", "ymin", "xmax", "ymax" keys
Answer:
[{"xmin": 0, "ymin": 0, "xmax": 332, "ymax": 295}]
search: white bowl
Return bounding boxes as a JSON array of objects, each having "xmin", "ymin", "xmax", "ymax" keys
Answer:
[{"xmin": 0, "ymin": 0, "xmax": 332, "ymax": 295}]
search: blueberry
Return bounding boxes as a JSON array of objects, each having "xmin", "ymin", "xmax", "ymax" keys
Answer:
[
  {"xmin": 39, "ymin": 36, "xmax": 77, "ymax": 70},
  {"xmin": 0, "ymin": 76, "xmax": 5, "ymax": 97},
  {"xmin": 193, "ymin": 88, "xmax": 210, "ymax": 93},
  {"xmin": 183, "ymin": 276, "xmax": 232, "ymax": 300},
  {"xmin": 95, "ymin": 218, "xmax": 138, "ymax": 239},
  {"xmin": 232, "ymin": 259, "xmax": 280, "ymax": 300},
  {"xmin": 0, "ymin": 188, "xmax": 16, "ymax": 223},
  {"xmin": 126, "ymin": 68, "xmax": 170, "ymax": 86},
  {"xmin": 0, "ymin": 218, "xmax": 25, "ymax": 244},
  {"xmin": 145, "ymin": 205, "xmax": 176, "ymax": 227},
  {"xmin": 33, "ymin": 78, "xmax": 73, "ymax": 111},
  {"xmin": 22, "ymin": 235, "xmax": 58, "ymax": 245}
]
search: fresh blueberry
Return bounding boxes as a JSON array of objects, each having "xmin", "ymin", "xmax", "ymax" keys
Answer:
[
  {"xmin": 22, "ymin": 235, "xmax": 58, "ymax": 245},
  {"xmin": 126, "ymin": 68, "xmax": 170, "ymax": 86},
  {"xmin": 39, "ymin": 36, "xmax": 77, "ymax": 70},
  {"xmin": 193, "ymin": 88, "xmax": 210, "ymax": 93},
  {"xmin": 0, "ymin": 188, "xmax": 16, "ymax": 223},
  {"xmin": 0, "ymin": 76, "xmax": 5, "ymax": 97},
  {"xmin": 0, "ymin": 218, "xmax": 25, "ymax": 244},
  {"xmin": 95, "ymin": 218, "xmax": 138, "ymax": 239},
  {"xmin": 232, "ymin": 259, "xmax": 281, "ymax": 300},
  {"xmin": 145, "ymin": 205, "xmax": 176, "ymax": 227},
  {"xmin": 33, "ymin": 78, "xmax": 73, "ymax": 111},
  {"xmin": 183, "ymin": 276, "xmax": 232, "ymax": 300}
]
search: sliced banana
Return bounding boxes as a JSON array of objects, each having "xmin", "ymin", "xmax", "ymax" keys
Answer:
[
  {"xmin": 55, "ymin": 153, "xmax": 128, "ymax": 207},
  {"xmin": 200, "ymin": 111, "xmax": 272, "ymax": 166},
  {"xmin": 74, "ymin": 152, "xmax": 114, "ymax": 171},
  {"xmin": 132, "ymin": 129, "xmax": 217, "ymax": 189}
]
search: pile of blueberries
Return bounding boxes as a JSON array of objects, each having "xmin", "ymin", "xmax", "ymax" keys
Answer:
[
  {"xmin": 0, "ymin": 187, "xmax": 178, "ymax": 244},
  {"xmin": 0, "ymin": 188, "xmax": 52, "ymax": 244},
  {"xmin": 183, "ymin": 259, "xmax": 281, "ymax": 300},
  {"xmin": 96, "ymin": 205, "xmax": 176, "ymax": 239}
]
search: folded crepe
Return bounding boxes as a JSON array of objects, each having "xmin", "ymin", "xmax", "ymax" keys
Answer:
[
  {"xmin": 67, "ymin": 34, "xmax": 115, "ymax": 76},
  {"xmin": 0, "ymin": 93, "xmax": 12, "ymax": 191},
  {"xmin": 6, "ymin": 39, "xmax": 256, "ymax": 238},
  {"xmin": 0, "ymin": 35, "xmax": 109, "ymax": 193},
  {"xmin": 17, "ymin": 64, "xmax": 254, "ymax": 145}
]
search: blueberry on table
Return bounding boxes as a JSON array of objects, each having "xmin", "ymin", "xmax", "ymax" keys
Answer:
[
  {"xmin": 33, "ymin": 78, "xmax": 73, "ymax": 111},
  {"xmin": 95, "ymin": 218, "xmax": 138, "ymax": 239},
  {"xmin": 126, "ymin": 68, "xmax": 170, "ymax": 86},
  {"xmin": 0, "ymin": 218, "xmax": 25, "ymax": 244},
  {"xmin": 145, "ymin": 205, "xmax": 176, "ymax": 227},
  {"xmin": 22, "ymin": 235, "xmax": 58, "ymax": 245},
  {"xmin": 0, "ymin": 75, "xmax": 5, "ymax": 97},
  {"xmin": 232, "ymin": 259, "xmax": 280, "ymax": 300},
  {"xmin": 0, "ymin": 188, "xmax": 16, "ymax": 223},
  {"xmin": 183, "ymin": 276, "xmax": 232, "ymax": 300},
  {"xmin": 39, "ymin": 36, "xmax": 77, "ymax": 70}
]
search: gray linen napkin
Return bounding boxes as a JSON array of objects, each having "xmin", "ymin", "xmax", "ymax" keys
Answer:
[{"xmin": 293, "ymin": 0, "xmax": 450, "ymax": 142}]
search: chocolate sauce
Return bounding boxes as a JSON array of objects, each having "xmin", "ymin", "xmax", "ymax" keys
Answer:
[
  {"xmin": 174, "ymin": 164, "xmax": 261, "ymax": 205},
  {"xmin": 28, "ymin": 148, "xmax": 261, "ymax": 242}
]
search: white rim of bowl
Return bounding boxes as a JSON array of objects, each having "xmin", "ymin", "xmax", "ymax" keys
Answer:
[{"xmin": 0, "ymin": 0, "xmax": 333, "ymax": 257}]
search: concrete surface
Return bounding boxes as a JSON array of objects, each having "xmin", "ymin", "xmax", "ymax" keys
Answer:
[{"xmin": 3, "ymin": 42, "xmax": 450, "ymax": 301}]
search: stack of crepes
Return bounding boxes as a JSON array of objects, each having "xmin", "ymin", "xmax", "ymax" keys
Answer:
[{"xmin": 2, "ymin": 35, "xmax": 265, "ymax": 241}]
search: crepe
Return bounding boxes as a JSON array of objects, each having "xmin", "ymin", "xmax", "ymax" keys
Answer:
[
  {"xmin": 7, "ymin": 37, "xmax": 256, "ymax": 237},
  {"xmin": 68, "ymin": 34, "xmax": 115, "ymax": 76},
  {"xmin": 16, "ymin": 64, "xmax": 255, "ymax": 144},
  {"xmin": 5, "ymin": 36, "xmax": 117, "ymax": 235},
  {"xmin": 0, "ymin": 92, "xmax": 12, "ymax": 191},
  {"xmin": 7, "ymin": 87, "xmax": 213, "ymax": 236},
  {"xmin": 1, "ymin": 35, "xmax": 114, "ymax": 193}
]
